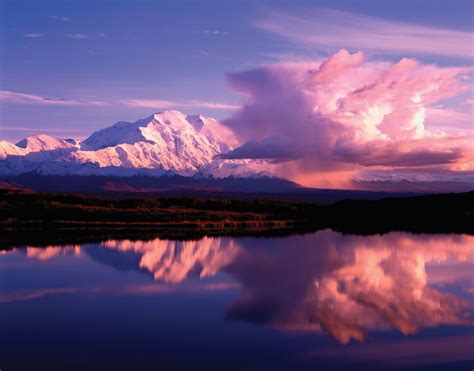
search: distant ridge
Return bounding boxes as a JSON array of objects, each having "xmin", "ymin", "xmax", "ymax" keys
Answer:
[{"xmin": 0, "ymin": 173, "xmax": 427, "ymax": 204}]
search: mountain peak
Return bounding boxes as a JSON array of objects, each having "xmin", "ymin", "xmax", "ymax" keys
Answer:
[
  {"xmin": 152, "ymin": 110, "xmax": 187, "ymax": 123},
  {"xmin": 16, "ymin": 133, "xmax": 56, "ymax": 148},
  {"xmin": 82, "ymin": 110, "xmax": 238, "ymax": 152},
  {"xmin": 16, "ymin": 134, "xmax": 74, "ymax": 152},
  {"xmin": 0, "ymin": 112, "xmax": 274, "ymax": 181}
]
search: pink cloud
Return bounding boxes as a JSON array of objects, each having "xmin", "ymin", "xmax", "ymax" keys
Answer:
[
  {"xmin": 254, "ymin": 9, "xmax": 473, "ymax": 59},
  {"xmin": 121, "ymin": 99, "xmax": 177, "ymax": 108},
  {"xmin": 226, "ymin": 231, "xmax": 474, "ymax": 344},
  {"xmin": 311, "ymin": 49, "xmax": 364, "ymax": 84},
  {"xmin": 187, "ymin": 101, "xmax": 239, "ymax": 110},
  {"xmin": 223, "ymin": 49, "xmax": 473, "ymax": 187},
  {"xmin": 21, "ymin": 232, "xmax": 474, "ymax": 344},
  {"xmin": 426, "ymin": 107, "xmax": 474, "ymax": 131},
  {"xmin": 122, "ymin": 98, "xmax": 239, "ymax": 110}
]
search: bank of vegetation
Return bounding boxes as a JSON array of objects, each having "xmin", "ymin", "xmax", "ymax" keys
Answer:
[{"xmin": 0, "ymin": 189, "xmax": 472, "ymax": 248}]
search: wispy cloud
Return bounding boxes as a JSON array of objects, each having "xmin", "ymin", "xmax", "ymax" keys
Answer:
[
  {"xmin": 24, "ymin": 33, "xmax": 44, "ymax": 38},
  {"xmin": 0, "ymin": 287, "xmax": 77, "ymax": 304},
  {"xmin": 122, "ymin": 99, "xmax": 177, "ymax": 108},
  {"xmin": 0, "ymin": 126, "xmax": 89, "ymax": 134},
  {"xmin": 0, "ymin": 90, "xmax": 105, "ymax": 106},
  {"xmin": 194, "ymin": 29, "xmax": 228, "ymax": 35},
  {"xmin": 49, "ymin": 15, "xmax": 70, "ymax": 22},
  {"xmin": 0, "ymin": 90, "xmax": 238, "ymax": 110},
  {"xmin": 188, "ymin": 101, "xmax": 239, "ymax": 110},
  {"xmin": 66, "ymin": 33, "xmax": 88, "ymax": 40},
  {"xmin": 254, "ymin": 9, "xmax": 473, "ymax": 58},
  {"xmin": 122, "ymin": 99, "xmax": 239, "ymax": 110}
]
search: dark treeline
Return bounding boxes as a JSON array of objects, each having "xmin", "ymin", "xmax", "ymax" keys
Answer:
[
  {"xmin": 0, "ymin": 189, "xmax": 318, "ymax": 223},
  {"xmin": 0, "ymin": 189, "xmax": 472, "ymax": 249},
  {"xmin": 1, "ymin": 189, "xmax": 320, "ymax": 212},
  {"xmin": 320, "ymin": 192, "xmax": 473, "ymax": 234}
]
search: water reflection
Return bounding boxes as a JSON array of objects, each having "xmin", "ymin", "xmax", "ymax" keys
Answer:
[
  {"xmin": 225, "ymin": 232, "xmax": 473, "ymax": 343},
  {"xmin": 102, "ymin": 237, "xmax": 240, "ymax": 283},
  {"xmin": 26, "ymin": 245, "xmax": 81, "ymax": 260},
  {"xmin": 11, "ymin": 231, "xmax": 474, "ymax": 344}
]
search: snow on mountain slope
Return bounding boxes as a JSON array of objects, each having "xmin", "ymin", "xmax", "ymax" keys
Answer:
[
  {"xmin": 71, "ymin": 110, "xmax": 240, "ymax": 173},
  {"xmin": 82, "ymin": 110, "xmax": 237, "ymax": 151},
  {"xmin": 0, "ymin": 134, "xmax": 77, "ymax": 160},
  {"xmin": 16, "ymin": 134, "xmax": 77, "ymax": 152},
  {"xmin": 0, "ymin": 111, "xmax": 276, "ymax": 179},
  {"xmin": 0, "ymin": 140, "xmax": 28, "ymax": 159}
]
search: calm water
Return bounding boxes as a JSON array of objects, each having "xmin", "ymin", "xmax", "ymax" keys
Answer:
[{"xmin": 1, "ymin": 230, "xmax": 473, "ymax": 370}]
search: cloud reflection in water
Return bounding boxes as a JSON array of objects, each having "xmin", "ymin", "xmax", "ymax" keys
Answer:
[{"xmin": 22, "ymin": 231, "xmax": 473, "ymax": 344}]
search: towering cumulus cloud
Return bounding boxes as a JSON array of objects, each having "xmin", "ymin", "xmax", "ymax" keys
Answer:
[{"xmin": 223, "ymin": 49, "xmax": 473, "ymax": 188}]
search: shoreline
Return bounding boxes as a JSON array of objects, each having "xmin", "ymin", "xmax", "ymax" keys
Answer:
[{"xmin": 1, "ymin": 189, "xmax": 472, "ymax": 249}]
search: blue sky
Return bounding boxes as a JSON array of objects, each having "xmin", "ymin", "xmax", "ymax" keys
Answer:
[{"xmin": 0, "ymin": 0, "xmax": 472, "ymax": 141}]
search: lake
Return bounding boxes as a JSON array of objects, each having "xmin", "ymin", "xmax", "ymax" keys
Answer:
[{"xmin": 1, "ymin": 230, "xmax": 473, "ymax": 370}]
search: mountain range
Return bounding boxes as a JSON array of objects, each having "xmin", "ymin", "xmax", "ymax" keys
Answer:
[
  {"xmin": 0, "ymin": 111, "xmax": 306, "ymax": 194},
  {"xmin": 0, "ymin": 110, "xmax": 272, "ymax": 178},
  {"xmin": 1, "ymin": 110, "xmax": 472, "ymax": 196}
]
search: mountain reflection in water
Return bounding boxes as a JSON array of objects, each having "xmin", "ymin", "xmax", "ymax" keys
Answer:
[{"xmin": 15, "ymin": 231, "xmax": 473, "ymax": 344}]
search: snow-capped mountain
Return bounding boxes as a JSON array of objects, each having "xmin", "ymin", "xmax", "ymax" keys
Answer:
[
  {"xmin": 0, "ymin": 134, "xmax": 77, "ymax": 159},
  {"xmin": 0, "ymin": 110, "xmax": 275, "ymax": 179}
]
